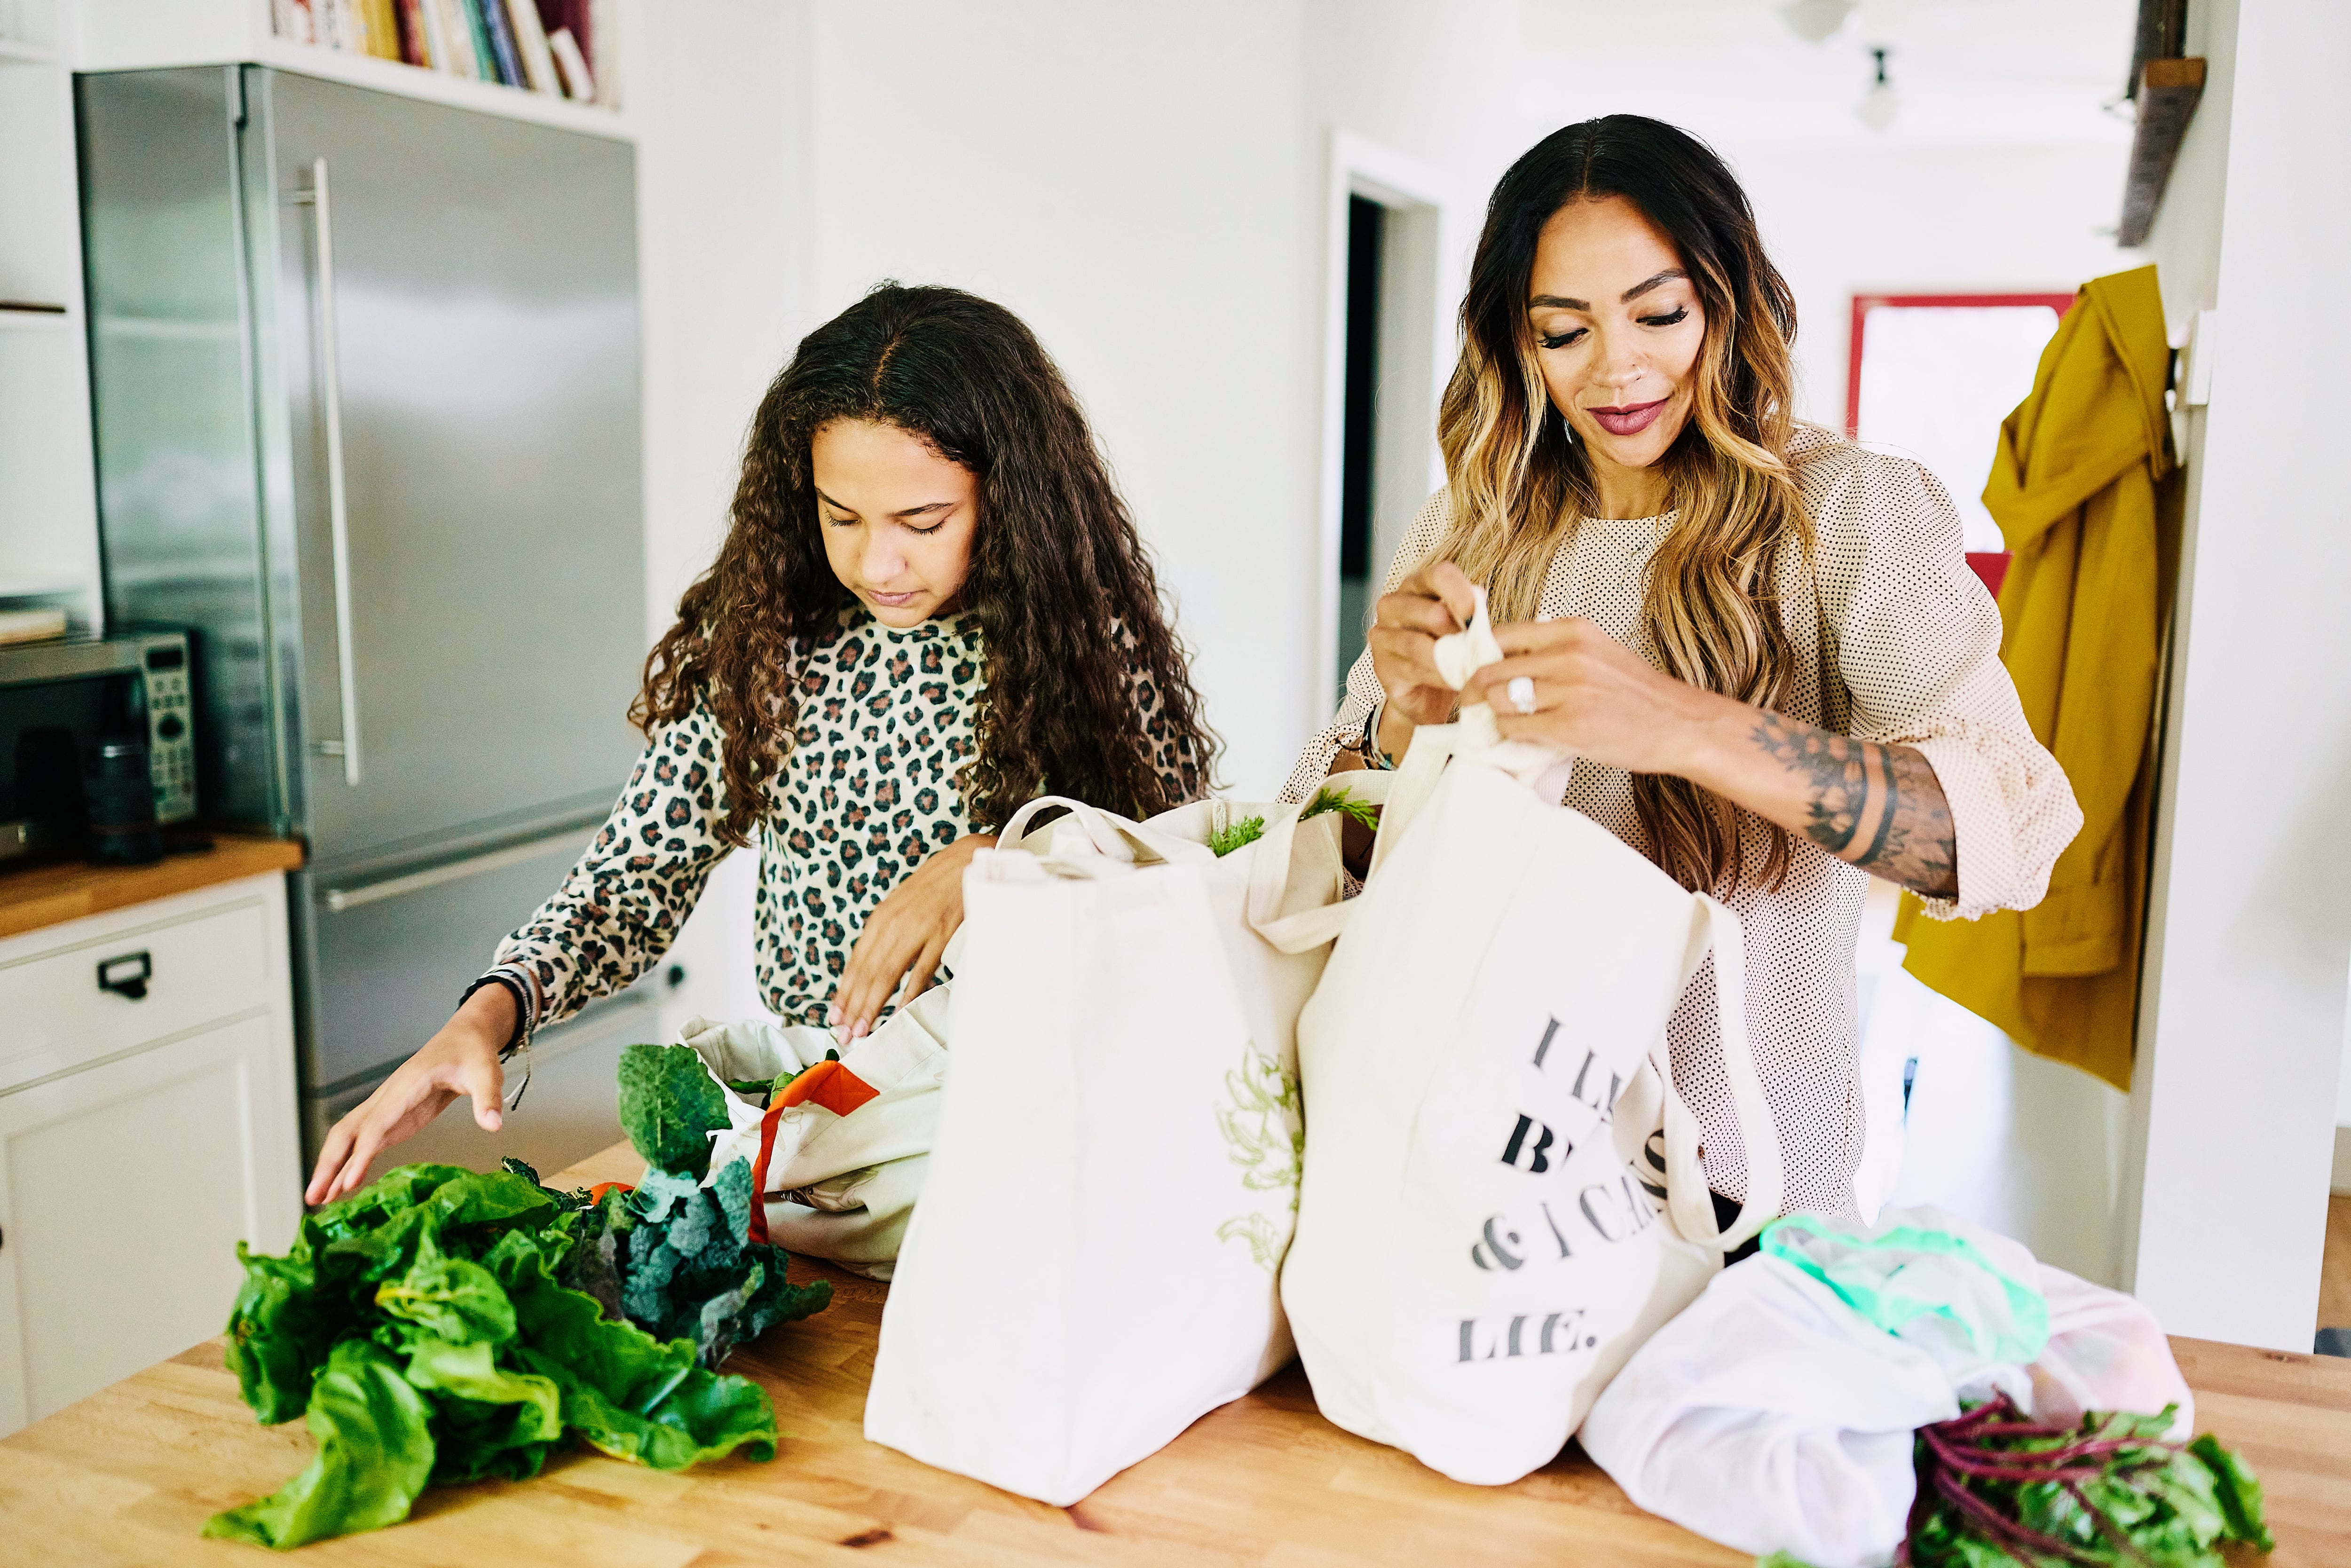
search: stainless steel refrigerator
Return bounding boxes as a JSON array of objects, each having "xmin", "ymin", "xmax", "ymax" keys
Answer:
[{"xmin": 79, "ymin": 65, "xmax": 657, "ymax": 1172}]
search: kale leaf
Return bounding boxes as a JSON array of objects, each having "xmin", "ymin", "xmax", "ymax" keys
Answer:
[{"xmin": 617, "ymin": 1042, "xmax": 734, "ymax": 1180}]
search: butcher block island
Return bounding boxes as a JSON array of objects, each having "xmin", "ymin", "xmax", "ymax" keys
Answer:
[{"xmin": 3, "ymin": 1139, "xmax": 2346, "ymax": 1567}]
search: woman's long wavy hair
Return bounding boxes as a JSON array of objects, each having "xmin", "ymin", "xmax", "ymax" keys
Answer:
[
  {"xmin": 633, "ymin": 283, "xmax": 1217, "ymax": 844},
  {"xmin": 1436, "ymin": 115, "xmax": 1810, "ymax": 893}
]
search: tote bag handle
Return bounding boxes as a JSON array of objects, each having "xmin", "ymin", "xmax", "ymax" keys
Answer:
[
  {"xmin": 1652, "ymin": 892, "xmax": 1785, "ymax": 1254},
  {"xmin": 998, "ymin": 795, "xmax": 1215, "ymax": 867},
  {"xmin": 998, "ymin": 790, "xmax": 1364, "ymax": 955},
  {"xmin": 1244, "ymin": 772, "xmax": 1396, "ymax": 954},
  {"xmin": 1655, "ymin": 893, "xmax": 1777, "ymax": 1251}
]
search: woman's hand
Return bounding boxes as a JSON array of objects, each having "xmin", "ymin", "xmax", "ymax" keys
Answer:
[
  {"xmin": 829, "ymin": 832, "xmax": 996, "ymax": 1041},
  {"xmin": 1462, "ymin": 617, "xmax": 1731, "ymax": 773},
  {"xmin": 1368, "ymin": 560, "xmax": 1482, "ymax": 762},
  {"xmin": 305, "ymin": 985, "xmax": 515, "ymax": 1206}
]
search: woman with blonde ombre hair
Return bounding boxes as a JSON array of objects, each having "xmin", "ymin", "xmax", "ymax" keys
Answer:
[{"xmin": 1284, "ymin": 116, "xmax": 2081, "ymax": 1225}]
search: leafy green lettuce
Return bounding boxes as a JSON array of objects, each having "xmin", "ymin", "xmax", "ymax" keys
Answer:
[{"xmin": 206, "ymin": 1163, "xmax": 785, "ymax": 1550}]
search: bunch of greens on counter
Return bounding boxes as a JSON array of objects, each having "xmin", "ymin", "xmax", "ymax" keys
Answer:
[
  {"xmin": 1207, "ymin": 784, "xmax": 1379, "ymax": 859},
  {"xmin": 206, "ymin": 1041, "xmax": 831, "ymax": 1550},
  {"xmin": 206, "ymin": 1164, "xmax": 781, "ymax": 1550},
  {"xmin": 544, "ymin": 1043, "xmax": 831, "ymax": 1370},
  {"xmin": 1757, "ymin": 1393, "xmax": 2274, "ymax": 1568}
]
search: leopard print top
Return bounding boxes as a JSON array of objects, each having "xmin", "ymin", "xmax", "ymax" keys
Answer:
[{"xmin": 495, "ymin": 605, "xmax": 1201, "ymax": 1028}]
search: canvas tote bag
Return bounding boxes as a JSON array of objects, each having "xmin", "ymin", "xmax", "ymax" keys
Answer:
[
  {"xmin": 688, "ymin": 984, "xmax": 950, "ymax": 1279},
  {"xmin": 1279, "ymin": 596, "xmax": 1784, "ymax": 1486},
  {"xmin": 863, "ymin": 780, "xmax": 1378, "ymax": 1504}
]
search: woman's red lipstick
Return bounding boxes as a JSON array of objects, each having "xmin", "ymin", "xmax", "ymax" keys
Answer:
[{"xmin": 1587, "ymin": 397, "xmax": 1668, "ymax": 437}]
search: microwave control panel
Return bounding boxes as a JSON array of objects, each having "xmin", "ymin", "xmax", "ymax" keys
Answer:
[{"xmin": 143, "ymin": 644, "xmax": 196, "ymax": 825}]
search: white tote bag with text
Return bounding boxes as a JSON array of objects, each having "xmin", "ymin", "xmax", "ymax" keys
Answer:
[
  {"xmin": 1280, "ymin": 602, "xmax": 1783, "ymax": 1486},
  {"xmin": 863, "ymin": 781, "xmax": 1376, "ymax": 1504}
]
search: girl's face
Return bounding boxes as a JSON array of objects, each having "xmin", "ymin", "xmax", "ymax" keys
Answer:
[
  {"xmin": 1525, "ymin": 195, "xmax": 1707, "ymax": 479},
  {"xmin": 812, "ymin": 418, "xmax": 979, "ymax": 628}
]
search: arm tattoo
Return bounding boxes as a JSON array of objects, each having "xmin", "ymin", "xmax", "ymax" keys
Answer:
[{"xmin": 1749, "ymin": 714, "xmax": 1959, "ymax": 899}]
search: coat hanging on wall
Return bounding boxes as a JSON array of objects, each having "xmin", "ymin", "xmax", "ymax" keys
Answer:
[{"xmin": 1895, "ymin": 264, "xmax": 2178, "ymax": 1091}]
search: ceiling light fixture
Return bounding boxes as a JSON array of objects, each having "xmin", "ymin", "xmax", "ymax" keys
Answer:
[
  {"xmin": 1858, "ymin": 46, "xmax": 1900, "ymax": 131},
  {"xmin": 1780, "ymin": 0, "xmax": 1856, "ymax": 43}
]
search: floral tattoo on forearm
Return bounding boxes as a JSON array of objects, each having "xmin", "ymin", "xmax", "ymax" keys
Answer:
[{"xmin": 1750, "ymin": 715, "xmax": 1959, "ymax": 899}]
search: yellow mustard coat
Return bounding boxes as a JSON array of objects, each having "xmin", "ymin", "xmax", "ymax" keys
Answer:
[{"xmin": 1893, "ymin": 265, "xmax": 2177, "ymax": 1089}]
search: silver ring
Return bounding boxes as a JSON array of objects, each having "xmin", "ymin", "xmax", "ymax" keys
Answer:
[{"xmin": 1507, "ymin": 676, "xmax": 1537, "ymax": 716}]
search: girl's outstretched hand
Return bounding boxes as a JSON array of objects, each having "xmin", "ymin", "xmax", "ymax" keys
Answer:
[
  {"xmin": 830, "ymin": 832, "xmax": 997, "ymax": 1041},
  {"xmin": 304, "ymin": 985, "xmax": 514, "ymax": 1205}
]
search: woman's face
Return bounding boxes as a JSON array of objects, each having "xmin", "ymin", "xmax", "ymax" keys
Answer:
[
  {"xmin": 811, "ymin": 418, "xmax": 979, "ymax": 628},
  {"xmin": 1525, "ymin": 195, "xmax": 1707, "ymax": 478}
]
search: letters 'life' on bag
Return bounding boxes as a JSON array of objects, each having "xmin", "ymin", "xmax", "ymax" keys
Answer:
[
  {"xmin": 864, "ymin": 780, "xmax": 1376, "ymax": 1505},
  {"xmin": 1279, "ymin": 591, "xmax": 1784, "ymax": 1486}
]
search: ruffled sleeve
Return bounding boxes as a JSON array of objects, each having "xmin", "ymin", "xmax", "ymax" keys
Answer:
[
  {"xmin": 1278, "ymin": 489, "xmax": 1455, "ymax": 803},
  {"xmin": 1806, "ymin": 446, "xmax": 2082, "ymax": 920}
]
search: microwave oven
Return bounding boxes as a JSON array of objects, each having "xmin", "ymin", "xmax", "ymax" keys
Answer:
[{"xmin": 0, "ymin": 632, "xmax": 197, "ymax": 864}]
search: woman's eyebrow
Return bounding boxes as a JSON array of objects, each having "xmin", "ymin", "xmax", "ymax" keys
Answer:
[
  {"xmin": 1528, "ymin": 268, "xmax": 1690, "ymax": 312},
  {"xmin": 893, "ymin": 500, "xmax": 954, "ymax": 519}
]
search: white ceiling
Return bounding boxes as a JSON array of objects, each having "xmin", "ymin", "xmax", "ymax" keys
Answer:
[{"xmin": 1515, "ymin": 0, "xmax": 2143, "ymax": 149}]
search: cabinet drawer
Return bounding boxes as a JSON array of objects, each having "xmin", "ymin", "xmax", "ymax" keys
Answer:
[{"xmin": 0, "ymin": 895, "xmax": 274, "ymax": 1090}]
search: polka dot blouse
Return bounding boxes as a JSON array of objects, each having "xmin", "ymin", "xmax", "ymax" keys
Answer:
[
  {"xmin": 1281, "ymin": 426, "xmax": 2082, "ymax": 1218},
  {"xmin": 496, "ymin": 605, "xmax": 1202, "ymax": 1031}
]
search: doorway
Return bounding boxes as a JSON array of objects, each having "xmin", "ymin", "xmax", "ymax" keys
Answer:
[
  {"xmin": 1335, "ymin": 195, "xmax": 1382, "ymax": 700},
  {"xmin": 1846, "ymin": 292, "xmax": 2075, "ymax": 557},
  {"xmin": 1316, "ymin": 135, "xmax": 1448, "ymax": 710}
]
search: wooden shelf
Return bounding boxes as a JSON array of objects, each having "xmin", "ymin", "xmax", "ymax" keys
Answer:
[
  {"xmin": 252, "ymin": 36, "xmax": 633, "ymax": 142},
  {"xmin": 0, "ymin": 834, "xmax": 305, "ymax": 941},
  {"xmin": 2118, "ymin": 57, "xmax": 2207, "ymax": 247}
]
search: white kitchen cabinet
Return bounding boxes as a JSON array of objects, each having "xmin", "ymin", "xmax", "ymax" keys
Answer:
[{"xmin": 0, "ymin": 870, "xmax": 300, "ymax": 1433}]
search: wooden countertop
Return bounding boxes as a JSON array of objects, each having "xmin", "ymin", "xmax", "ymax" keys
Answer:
[
  {"xmin": 0, "ymin": 835, "xmax": 304, "ymax": 941},
  {"xmin": 3, "ymin": 1139, "xmax": 2346, "ymax": 1566}
]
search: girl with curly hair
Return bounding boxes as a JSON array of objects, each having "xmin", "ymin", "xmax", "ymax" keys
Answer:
[{"xmin": 309, "ymin": 284, "xmax": 1216, "ymax": 1199}]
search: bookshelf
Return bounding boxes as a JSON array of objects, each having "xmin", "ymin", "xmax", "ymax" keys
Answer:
[
  {"xmin": 0, "ymin": 0, "xmax": 103, "ymax": 634},
  {"xmin": 77, "ymin": 0, "xmax": 635, "ymax": 143}
]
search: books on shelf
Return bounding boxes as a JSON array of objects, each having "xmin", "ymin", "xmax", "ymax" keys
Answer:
[{"xmin": 269, "ymin": 0, "xmax": 621, "ymax": 111}]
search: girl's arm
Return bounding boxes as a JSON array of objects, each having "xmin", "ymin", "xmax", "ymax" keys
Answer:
[
  {"xmin": 306, "ymin": 703, "xmax": 737, "ymax": 1202},
  {"xmin": 490, "ymin": 701, "xmax": 735, "ymax": 1026}
]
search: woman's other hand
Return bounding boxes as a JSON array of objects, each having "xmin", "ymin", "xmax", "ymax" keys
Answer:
[
  {"xmin": 304, "ymin": 984, "xmax": 514, "ymax": 1206},
  {"xmin": 1369, "ymin": 560, "xmax": 1482, "ymax": 762},
  {"xmin": 830, "ymin": 832, "xmax": 996, "ymax": 1041},
  {"xmin": 1462, "ymin": 617, "xmax": 1729, "ymax": 775}
]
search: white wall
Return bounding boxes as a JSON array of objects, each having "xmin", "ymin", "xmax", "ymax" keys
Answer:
[
  {"xmin": 2125, "ymin": 0, "xmax": 2351, "ymax": 1347},
  {"xmin": 806, "ymin": 0, "xmax": 1322, "ymax": 798},
  {"xmin": 631, "ymin": 0, "xmax": 813, "ymax": 1033},
  {"xmin": 1737, "ymin": 145, "xmax": 2135, "ymax": 429}
]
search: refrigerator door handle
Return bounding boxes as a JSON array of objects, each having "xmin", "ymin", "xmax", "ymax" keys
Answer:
[
  {"xmin": 296, "ymin": 156, "xmax": 363, "ymax": 788},
  {"xmin": 318, "ymin": 824, "xmax": 599, "ymax": 913}
]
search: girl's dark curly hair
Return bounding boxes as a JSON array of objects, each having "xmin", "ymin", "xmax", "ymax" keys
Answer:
[{"xmin": 632, "ymin": 283, "xmax": 1218, "ymax": 845}]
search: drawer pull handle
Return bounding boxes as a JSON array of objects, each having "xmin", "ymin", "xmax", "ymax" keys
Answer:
[{"xmin": 97, "ymin": 950, "xmax": 153, "ymax": 1001}]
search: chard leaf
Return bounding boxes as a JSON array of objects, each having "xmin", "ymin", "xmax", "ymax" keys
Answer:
[
  {"xmin": 202, "ymin": 1339, "xmax": 436, "ymax": 1550},
  {"xmin": 491, "ymin": 1234, "xmax": 777, "ymax": 1468},
  {"xmin": 223, "ymin": 1245, "xmax": 336, "ymax": 1426},
  {"xmin": 374, "ymin": 1234, "xmax": 516, "ymax": 1347},
  {"xmin": 618, "ymin": 1043, "xmax": 732, "ymax": 1179},
  {"xmin": 2189, "ymin": 1433, "xmax": 2276, "ymax": 1552}
]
